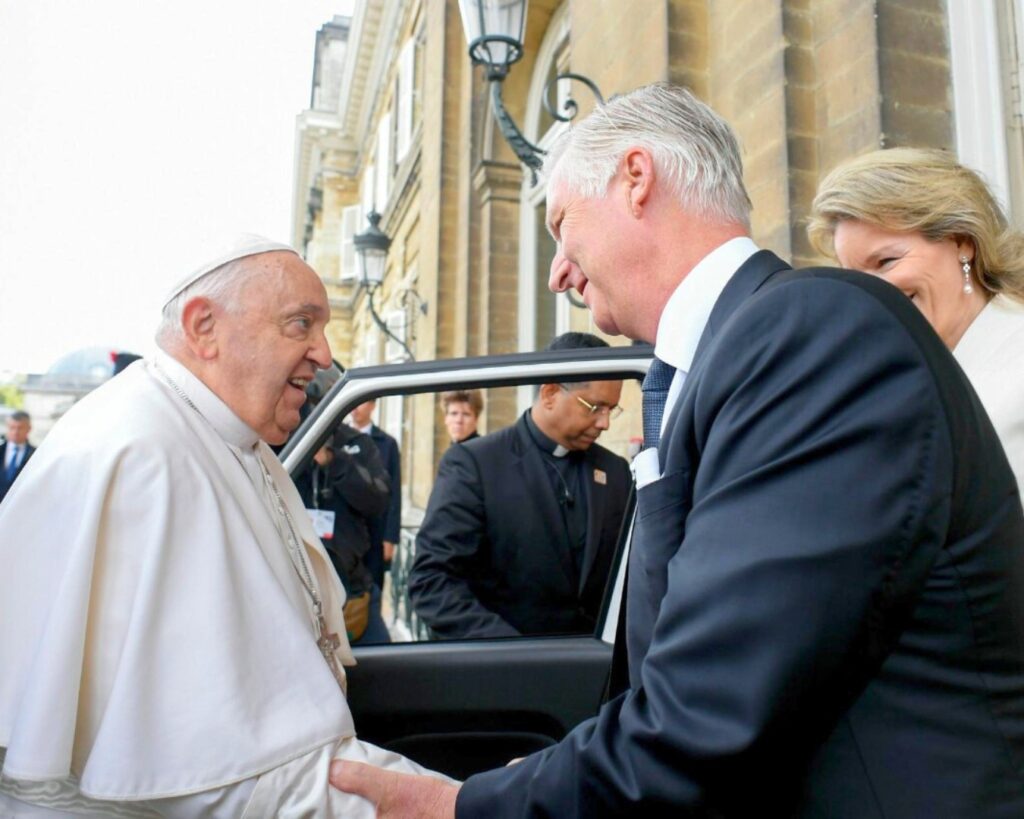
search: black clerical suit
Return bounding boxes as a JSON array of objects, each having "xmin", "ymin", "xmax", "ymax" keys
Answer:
[
  {"xmin": 0, "ymin": 440, "xmax": 35, "ymax": 503},
  {"xmin": 410, "ymin": 412, "xmax": 631, "ymax": 639},
  {"xmin": 457, "ymin": 252, "xmax": 1024, "ymax": 817}
]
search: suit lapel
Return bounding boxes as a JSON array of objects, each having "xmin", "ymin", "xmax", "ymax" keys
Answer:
[{"xmin": 660, "ymin": 250, "xmax": 792, "ymax": 451}]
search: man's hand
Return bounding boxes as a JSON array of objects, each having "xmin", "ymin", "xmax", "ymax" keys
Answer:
[
  {"xmin": 383, "ymin": 540, "xmax": 396, "ymax": 562},
  {"xmin": 330, "ymin": 761, "xmax": 460, "ymax": 818}
]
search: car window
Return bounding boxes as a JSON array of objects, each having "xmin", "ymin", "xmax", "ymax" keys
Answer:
[{"xmin": 289, "ymin": 376, "xmax": 642, "ymax": 646}]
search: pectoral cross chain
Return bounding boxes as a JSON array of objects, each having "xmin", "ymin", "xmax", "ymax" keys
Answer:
[{"xmin": 316, "ymin": 613, "xmax": 347, "ymax": 693}]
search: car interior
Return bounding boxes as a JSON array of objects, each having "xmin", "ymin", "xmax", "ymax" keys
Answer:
[{"xmin": 282, "ymin": 347, "xmax": 650, "ymax": 779}]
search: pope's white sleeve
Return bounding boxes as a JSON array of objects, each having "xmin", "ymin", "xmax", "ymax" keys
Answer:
[{"xmin": 145, "ymin": 737, "xmax": 453, "ymax": 819}]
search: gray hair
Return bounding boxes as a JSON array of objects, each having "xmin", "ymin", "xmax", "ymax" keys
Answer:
[
  {"xmin": 154, "ymin": 257, "xmax": 253, "ymax": 350},
  {"xmin": 544, "ymin": 83, "xmax": 751, "ymax": 227}
]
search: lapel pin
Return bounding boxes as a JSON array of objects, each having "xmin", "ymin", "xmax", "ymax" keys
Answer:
[{"xmin": 594, "ymin": 468, "xmax": 607, "ymax": 485}]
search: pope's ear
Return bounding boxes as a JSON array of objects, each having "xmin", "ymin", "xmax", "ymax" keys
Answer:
[{"xmin": 180, "ymin": 296, "xmax": 218, "ymax": 360}]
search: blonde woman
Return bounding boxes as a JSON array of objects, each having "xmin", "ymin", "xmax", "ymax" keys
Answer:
[{"xmin": 810, "ymin": 148, "xmax": 1024, "ymax": 490}]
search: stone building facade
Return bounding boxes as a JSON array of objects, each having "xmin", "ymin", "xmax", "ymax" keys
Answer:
[{"xmin": 291, "ymin": 0, "xmax": 1024, "ymax": 506}]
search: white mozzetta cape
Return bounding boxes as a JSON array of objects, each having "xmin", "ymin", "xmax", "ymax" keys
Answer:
[{"xmin": 0, "ymin": 354, "xmax": 357, "ymax": 800}]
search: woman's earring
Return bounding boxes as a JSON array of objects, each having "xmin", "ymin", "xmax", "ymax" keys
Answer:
[{"xmin": 960, "ymin": 255, "xmax": 974, "ymax": 295}]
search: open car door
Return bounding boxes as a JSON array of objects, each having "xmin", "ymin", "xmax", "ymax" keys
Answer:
[{"xmin": 281, "ymin": 345, "xmax": 650, "ymax": 779}]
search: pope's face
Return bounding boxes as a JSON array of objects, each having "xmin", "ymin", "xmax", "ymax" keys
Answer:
[
  {"xmin": 212, "ymin": 252, "xmax": 332, "ymax": 444},
  {"xmin": 444, "ymin": 401, "xmax": 478, "ymax": 442},
  {"xmin": 6, "ymin": 419, "xmax": 30, "ymax": 445},
  {"xmin": 832, "ymin": 219, "xmax": 977, "ymax": 348},
  {"xmin": 547, "ymin": 177, "xmax": 638, "ymax": 338}
]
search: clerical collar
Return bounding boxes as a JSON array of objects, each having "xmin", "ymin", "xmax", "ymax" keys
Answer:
[
  {"xmin": 152, "ymin": 350, "xmax": 260, "ymax": 449},
  {"xmin": 524, "ymin": 410, "xmax": 570, "ymax": 458}
]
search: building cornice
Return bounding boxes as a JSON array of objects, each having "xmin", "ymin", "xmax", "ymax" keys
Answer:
[
  {"xmin": 293, "ymin": 0, "xmax": 407, "ymax": 246},
  {"xmin": 337, "ymin": 0, "xmax": 404, "ymax": 154}
]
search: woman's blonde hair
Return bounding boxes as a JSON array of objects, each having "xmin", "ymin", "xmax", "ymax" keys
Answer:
[{"xmin": 808, "ymin": 147, "xmax": 1024, "ymax": 302}]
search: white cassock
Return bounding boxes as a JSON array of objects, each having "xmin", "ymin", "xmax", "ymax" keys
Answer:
[{"xmin": 0, "ymin": 351, "xmax": 449, "ymax": 817}]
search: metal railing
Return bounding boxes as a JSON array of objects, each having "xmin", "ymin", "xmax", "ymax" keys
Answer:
[{"xmin": 385, "ymin": 525, "xmax": 431, "ymax": 641}]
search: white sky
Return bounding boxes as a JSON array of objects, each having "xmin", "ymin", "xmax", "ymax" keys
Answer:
[{"xmin": 0, "ymin": 0, "xmax": 352, "ymax": 375}]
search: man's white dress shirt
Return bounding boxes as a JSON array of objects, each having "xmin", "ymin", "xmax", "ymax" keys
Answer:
[{"xmin": 634, "ymin": 237, "xmax": 760, "ymax": 487}]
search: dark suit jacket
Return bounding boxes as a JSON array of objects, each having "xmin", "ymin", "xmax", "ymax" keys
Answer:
[
  {"xmin": 0, "ymin": 440, "xmax": 35, "ymax": 503},
  {"xmin": 364, "ymin": 424, "xmax": 401, "ymax": 587},
  {"xmin": 458, "ymin": 252, "xmax": 1024, "ymax": 817},
  {"xmin": 409, "ymin": 412, "xmax": 632, "ymax": 638}
]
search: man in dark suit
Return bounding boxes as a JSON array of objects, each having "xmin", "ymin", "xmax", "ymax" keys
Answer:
[
  {"xmin": 349, "ymin": 398, "xmax": 402, "ymax": 634},
  {"xmin": 409, "ymin": 332, "xmax": 632, "ymax": 639},
  {"xmin": 0, "ymin": 411, "xmax": 35, "ymax": 503},
  {"xmin": 333, "ymin": 85, "xmax": 1024, "ymax": 817}
]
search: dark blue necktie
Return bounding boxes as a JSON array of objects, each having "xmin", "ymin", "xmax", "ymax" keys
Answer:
[
  {"xmin": 5, "ymin": 446, "xmax": 21, "ymax": 482},
  {"xmin": 641, "ymin": 358, "xmax": 676, "ymax": 449}
]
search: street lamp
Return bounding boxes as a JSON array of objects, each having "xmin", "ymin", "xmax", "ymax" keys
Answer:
[
  {"xmin": 353, "ymin": 211, "xmax": 416, "ymax": 361},
  {"xmin": 353, "ymin": 210, "xmax": 390, "ymax": 290},
  {"xmin": 458, "ymin": 0, "xmax": 603, "ymax": 182}
]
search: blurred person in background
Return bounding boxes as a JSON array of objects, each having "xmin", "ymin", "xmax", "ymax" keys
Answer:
[
  {"xmin": 348, "ymin": 398, "xmax": 401, "ymax": 630},
  {"xmin": 440, "ymin": 389, "xmax": 483, "ymax": 445},
  {"xmin": 0, "ymin": 411, "xmax": 34, "ymax": 503}
]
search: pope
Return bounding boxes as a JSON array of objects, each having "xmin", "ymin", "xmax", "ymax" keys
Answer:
[{"xmin": 0, "ymin": 235, "xmax": 446, "ymax": 816}]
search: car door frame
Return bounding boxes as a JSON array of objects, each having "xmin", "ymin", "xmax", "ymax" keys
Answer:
[{"xmin": 281, "ymin": 345, "xmax": 651, "ymax": 778}]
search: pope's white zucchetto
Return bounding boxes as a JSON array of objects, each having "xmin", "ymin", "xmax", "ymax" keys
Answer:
[{"xmin": 162, "ymin": 233, "xmax": 298, "ymax": 309}]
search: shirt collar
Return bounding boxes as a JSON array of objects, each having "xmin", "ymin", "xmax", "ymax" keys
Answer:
[
  {"xmin": 654, "ymin": 236, "xmax": 760, "ymax": 373},
  {"xmin": 153, "ymin": 350, "xmax": 260, "ymax": 449}
]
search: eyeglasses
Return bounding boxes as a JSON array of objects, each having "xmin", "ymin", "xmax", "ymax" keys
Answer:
[{"xmin": 561, "ymin": 386, "xmax": 624, "ymax": 420}]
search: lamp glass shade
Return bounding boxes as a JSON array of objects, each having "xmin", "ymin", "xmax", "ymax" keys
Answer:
[
  {"xmin": 353, "ymin": 210, "xmax": 391, "ymax": 289},
  {"xmin": 359, "ymin": 247, "xmax": 387, "ymax": 288},
  {"xmin": 458, "ymin": 0, "xmax": 528, "ymax": 67}
]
